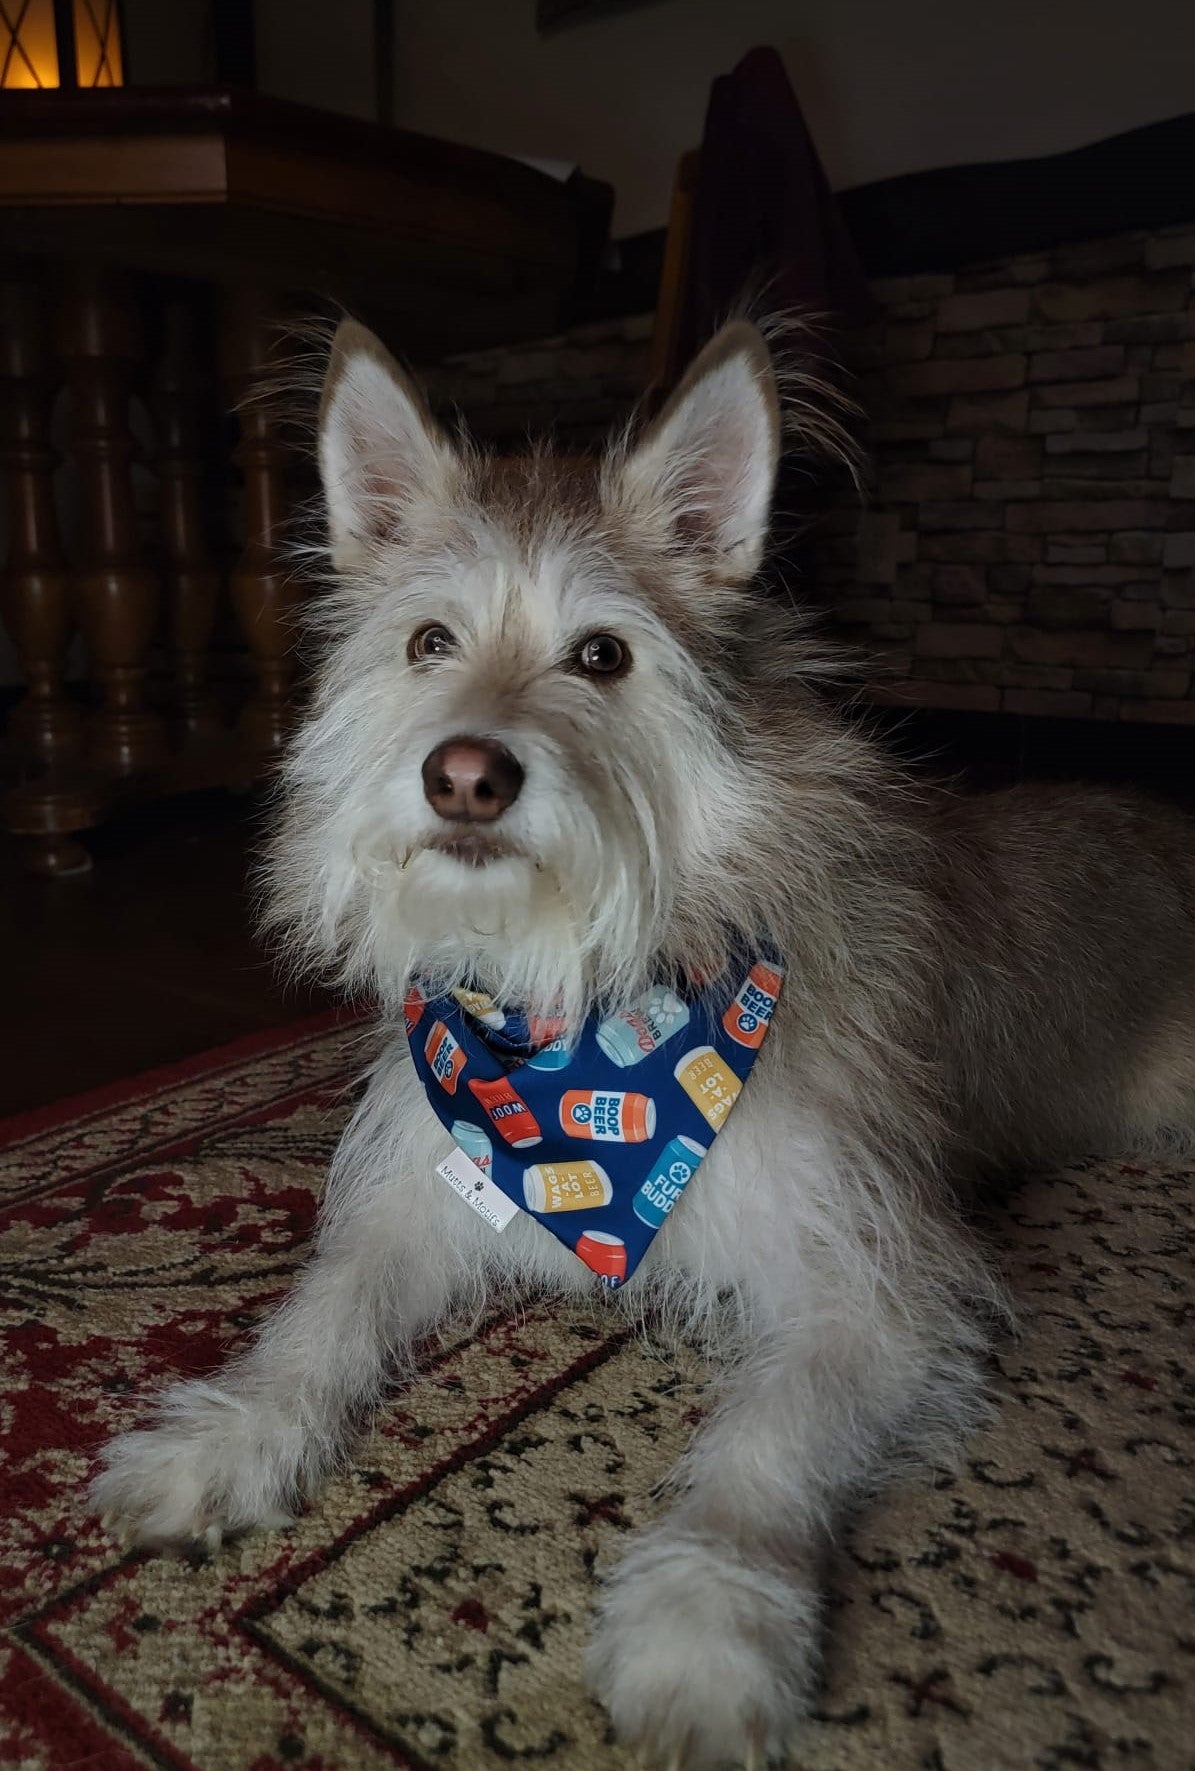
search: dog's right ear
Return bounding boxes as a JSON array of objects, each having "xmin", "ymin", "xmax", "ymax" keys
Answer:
[{"xmin": 318, "ymin": 320, "xmax": 456, "ymax": 570}]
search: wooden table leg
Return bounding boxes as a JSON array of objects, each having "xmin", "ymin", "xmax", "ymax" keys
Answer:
[
  {"xmin": 0, "ymin": 273, "xmax": 81, "ymax": 764},
  {"xmin": 59, "ymin": 268, "xmax": 164, "ymax": 776},
  {"xmin": 220, "ymin": 287, "xmax": 304, "ymax": 763},
  {"xmin": 155, "ymin": 298, "xmax": 221, "ymax": 744}
]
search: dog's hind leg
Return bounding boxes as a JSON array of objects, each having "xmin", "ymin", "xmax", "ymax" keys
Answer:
[{"xmin": 1121, "ymin": 1013, "xmax": 1195, "ymax": 1155}]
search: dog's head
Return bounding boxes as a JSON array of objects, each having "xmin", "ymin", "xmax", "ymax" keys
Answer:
[{"xmin": 270, "ymin": 318, "xmax": 847, "ymax": 1028}]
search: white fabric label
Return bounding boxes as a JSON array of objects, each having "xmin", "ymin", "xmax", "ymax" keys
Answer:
[{"xmin": 435, "ymin": 1147, "xmax": 520, "ymax": 1231}]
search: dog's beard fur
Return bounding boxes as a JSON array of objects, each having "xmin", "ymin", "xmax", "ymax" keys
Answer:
[{"xmin": 269, "ymin": 545, "xmax": 730, "ymax": 1032}]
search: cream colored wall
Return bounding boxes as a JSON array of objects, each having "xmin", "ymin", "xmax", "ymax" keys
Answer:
[
  {"xmin": 382, "ymin": 0, "xmax": 1193, "ymax": 234},
  {"xmin": 256, "ymin": 0, "xmax": 377, "ymax": 120},
  {"xmin": 123, "ymin": 0, "xmax": 377, "ymax": 118}
]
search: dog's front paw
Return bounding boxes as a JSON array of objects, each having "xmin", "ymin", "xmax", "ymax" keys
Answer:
[
  {"xmin": 588, "ymin": 1528, "xmax": 821, "ymax": 1769},
  {"xmin": 90, "ymin": 1381, "xmax": 301, "ymax": 1550}
]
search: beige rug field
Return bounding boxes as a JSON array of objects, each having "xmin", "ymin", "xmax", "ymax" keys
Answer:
[{"xmin": 2, "ymin": 1016, "xmax": 1191, "ymax": 1770}]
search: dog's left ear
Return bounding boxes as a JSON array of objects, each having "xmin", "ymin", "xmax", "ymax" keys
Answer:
[{"xmin": 611, "ymin": 322, "xmax": 780, "ymax": 580}]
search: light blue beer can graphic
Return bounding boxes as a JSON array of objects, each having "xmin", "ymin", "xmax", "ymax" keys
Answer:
[
  {"xmin": 595, "ymin": 986, "xmax": 691, "ymax": 1068},
  {"xmin": 526, "ymin": 1037, "xmax": 572, "ymax": 1071},
  {"xmin": 451, "ymin": 1118, "xmax": 494, "ymax": 1175},
  {"xmin": 632, "ymin": 1134, "xmax": 707, "ymax": 1227}
]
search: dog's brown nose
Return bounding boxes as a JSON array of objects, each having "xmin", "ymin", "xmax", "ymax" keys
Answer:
[{"xmin": 421, "ymin": 737, "xmax": 524, "ymax": 822}]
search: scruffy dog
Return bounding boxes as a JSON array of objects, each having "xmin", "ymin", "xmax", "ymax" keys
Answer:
[{"xmin": 93, "ymin": 318, "xmax": 1195, "ymax": 1767}]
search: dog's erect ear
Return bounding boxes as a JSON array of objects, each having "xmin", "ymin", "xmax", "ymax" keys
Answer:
[
  {"xmin": 318, "ymin": 319, "xmax": 456, "ymax": 570},
  {"xmin": 614, "ymin": 321, "xmax": 780, "ymax": 580}
]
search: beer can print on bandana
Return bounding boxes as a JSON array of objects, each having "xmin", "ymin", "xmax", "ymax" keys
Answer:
[
  {"xmin": 407, "ymin": 952, "xmax": 783, "ymax": 1288},
  {"xmin": 425, "ymin": 1021, "xmax": 466, "ymax": 1094},
  {"xmin": 559, "ymin": 1089, "xmax": 656, "ymax": 1141},
  {"xmin": 722, "ymin": 962, "xmax": 783, "ymax": 1048}
]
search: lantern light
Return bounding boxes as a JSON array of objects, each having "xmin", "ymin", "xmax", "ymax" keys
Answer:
[{"xmin": 1, "ymin": 0, "xmax": 124, "ymax": 91}]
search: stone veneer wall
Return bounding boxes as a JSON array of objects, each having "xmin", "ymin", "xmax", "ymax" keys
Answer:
[
  {"xmin": 818, "ymin": 224, "xmax": 1195, "ymax": 724},
  {"xmin": 421, "ymin": 314, "xmax": 653, "ymax": 449},
  {"xmin": 423, "ymin": 225, "xmax": 1195, "ymax": 726}
]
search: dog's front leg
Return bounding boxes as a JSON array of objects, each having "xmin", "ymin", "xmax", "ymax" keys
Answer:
[
  {"xmin": 91, "ymin": 1049, "xmax": 466, "ymax": 1548},
  {"xmin": 589, "ymin": 1276, "xmax": 985, "ymax": 1768}
]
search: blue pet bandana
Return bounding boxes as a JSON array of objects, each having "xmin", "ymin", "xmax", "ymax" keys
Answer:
[{"xmin": 405, "ymin": 954, "xmax": 784, "ymax": 1287}]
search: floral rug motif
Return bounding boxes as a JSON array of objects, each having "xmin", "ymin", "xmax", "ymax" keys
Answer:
[{"xmin": 1, "ymin": 1017, "xmax": 1191, "ymax": 1770}]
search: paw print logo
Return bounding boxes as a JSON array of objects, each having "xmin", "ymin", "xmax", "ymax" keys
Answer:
[
  {"xmin": 668, "ymin": 1159, "xmax": 692, "ymax": 1185},
  {"xmin": 571, "ymin": 1103, "xmax": 593, "ymax": 1125}
]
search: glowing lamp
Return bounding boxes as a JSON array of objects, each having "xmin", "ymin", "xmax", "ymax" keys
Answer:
[{"xmin": 1, "ymin": 0, "xmax": 124, "ymax": 90}]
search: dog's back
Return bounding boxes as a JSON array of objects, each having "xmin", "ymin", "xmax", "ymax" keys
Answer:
[{"xmin": 928, "ymin": 782, "xmax": 1195, "ymax": 1168}]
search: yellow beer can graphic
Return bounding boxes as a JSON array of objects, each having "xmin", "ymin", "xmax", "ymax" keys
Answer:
[
  {"xmin": 674, "ymin": 1044, "xmax": 741, "ymax": 1131},
  {"xmin": 451, "ymin": 986, "xmax": 506, "ymax": 1028},
  {"xmin": 522, "ymin": 1159, "xmax": 613, "ymax": 1214}
]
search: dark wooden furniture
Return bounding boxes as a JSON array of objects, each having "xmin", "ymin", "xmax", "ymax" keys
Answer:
[{"xmin": 0, "ymin": 89, "xmax": 584, "ymax": 871}]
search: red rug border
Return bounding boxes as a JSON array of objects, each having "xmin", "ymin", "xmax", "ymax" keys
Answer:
[{"xmin": 0, "ymin": 1005, "xmax": 369, "ymax": 1149}]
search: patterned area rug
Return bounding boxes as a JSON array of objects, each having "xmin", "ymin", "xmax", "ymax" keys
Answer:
[{"xmin": 1, "ymin": 1017, "xmax": 1192, "ymax": 1771}]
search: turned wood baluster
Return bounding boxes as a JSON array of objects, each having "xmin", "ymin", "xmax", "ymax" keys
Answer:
[
  {"xmin": 221, "ymin": 288, "xmax": 303, "ymax": 760},
  {"xmin": 59, "ymin": 270, "xmax": 163, "ymax": 774},
  {"xmin": 155, "ymin": 300, "xmax": 221, "ymax": 742},
  {"xmin": 0, "ymin": 275, "xmax": 80, "ymax": 762}
]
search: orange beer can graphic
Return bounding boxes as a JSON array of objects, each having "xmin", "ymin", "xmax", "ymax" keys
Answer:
[
  {"xmin": 523, "ymin": 1159, "xmax": 613, "ymax": 1212},
  {"xmin": 575, "ymin": 1229, "xmax": 627, "ymax": 1285},
  {"xmin": 559, "ymin": 1089, "xmax": 656, "ymax": 1142},
  {"xmin": 674, "ymin": 1045, "xmax": 742, "ymax": 1131},
  {"xmin": 424, "ymin": 1021, "xmax": 466, "ymax": 1094},
  {"xmin": 467, "ymin": 1075, "xmax": 543, "ymax": 1148},
  {"xmin": 722, "ymin": 961, "xmax": 783, "ymax": 1049}
]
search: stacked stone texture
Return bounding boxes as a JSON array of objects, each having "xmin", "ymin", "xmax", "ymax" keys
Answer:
[
  {"xmin": 424, "ymin": 226, "xmax": 1195, "ymax": 726},
  {"xmin": 819, "ymin": 224, "xmax": 1195, "ymax": 723},
  {"xmin": 422, "ymin": 314, "xmax": 653, "ymax": 450}
]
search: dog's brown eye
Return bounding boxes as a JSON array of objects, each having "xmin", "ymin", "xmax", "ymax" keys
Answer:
[
  {"xmin": 576, "ymin": 633, "xmax": 629, "ymax": 678},
  {"xmin": 408, "ymin": 623, "xmax": 456, "ymax": 663}
]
